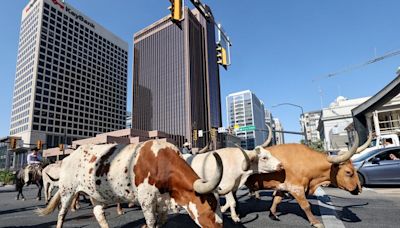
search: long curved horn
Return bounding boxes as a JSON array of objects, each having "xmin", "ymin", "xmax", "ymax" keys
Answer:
[
  {"xmin": 193, "ymin": 152, "xmax": 223, "ymax": 194},
  {"xmin": 327, "ymin": 133, "xmax": 359, "ymax": 164},
  {"xmin": 234, "ymin": 144, "xmax": 250, "ymax": 171},
  {"xmin": 261, "ymin": 125, "xmax": 273, "ymax": 147},
  {"xmin": 198, "ymin": 143, "xmax": 209, "ymax": 154},
  {"xmin": 356, "ymin": 131, "xmax": 372, "ymax": 153}
]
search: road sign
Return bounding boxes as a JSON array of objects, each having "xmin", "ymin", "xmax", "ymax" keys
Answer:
[
  {"xmin": 198, "ymin": 130, "xmax": 203, "ymax": 138},
  {"xmin": 218, "ymin": 127, "xmax": 227, "ymax": 133},
  {"xmin": 239, "ymin": 125, "xmax": 256, "ymax": 131}
]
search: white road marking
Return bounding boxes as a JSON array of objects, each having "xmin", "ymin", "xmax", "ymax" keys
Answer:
[{"xmin": 315, "ymin": 187, "xmax": 346, "ymax": 228}]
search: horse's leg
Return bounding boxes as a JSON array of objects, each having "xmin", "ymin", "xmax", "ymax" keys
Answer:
[
  {"xmin": 44, "ymin": 182, "xmax": 50, "ymax": 204},
  {"xmin": 36, "ymin": 181, "xmax": 43, "ymax": 201},
  {"xmin": 20, "ymin": 185, "xmax": 25, "ymax": 201}
]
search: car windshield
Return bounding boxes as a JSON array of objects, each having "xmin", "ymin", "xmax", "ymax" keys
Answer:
[
  {"xmin": 369, "ymin": 139, "xmax": 377, "ymax": 147},
  {"xmin": 353, "ymin": 150, "xmax": 379, "ymax": 162}
]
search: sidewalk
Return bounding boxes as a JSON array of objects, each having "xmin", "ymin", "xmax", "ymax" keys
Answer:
[{"xmin": 0, "ymin": 184, "xmax": 15, "ymax": 193}]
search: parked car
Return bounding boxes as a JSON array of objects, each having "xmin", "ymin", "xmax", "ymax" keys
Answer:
[{"xmin": 352, "ymin": 146, "xmax": 400, "ymax": 186}]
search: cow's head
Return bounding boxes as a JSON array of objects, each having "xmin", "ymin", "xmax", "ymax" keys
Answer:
[
  {"xmin": 251, "ymin": 146, "xmax": 283, "ymax": 173},
  {"xmin": 135, "ymin": 141, "xmax": 223, "ymax": 228},
  {"xmin": 235, "ymin": 144, "xmax": 283, "ymax": 173},
  {"xmin": 330, "ymin": 160, "xmax": 361, "ymax": 195},
  {"xmin": 185, "ymin": 152, "xmax": 223, "ymax": 227},
  {"xmin": 327, "ymin": 132, "xmax": 370, "ymax": 195}
]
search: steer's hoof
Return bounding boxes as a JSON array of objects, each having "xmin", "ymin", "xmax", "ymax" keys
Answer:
[
  {"xmin": 269, "ymin": 212, "xmax": 280, "ymax": 221},
  {"xmin": 312, "ymin": 223, "xmax": 325, "ymax": 228},
  {"xmin": 117, "ymin": 210, "xmax": 125, "ymax": 215},
  {"xmin": 232, "ymin": 216, "xmax": 241, "ymax": 223}
]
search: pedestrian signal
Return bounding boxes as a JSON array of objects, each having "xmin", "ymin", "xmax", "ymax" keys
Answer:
[
  {"xmin": 37, "ymin": 140, "xmax": 43, "ymax": 150},
  {"xmin": 10, "ymin": 138, "xmax": 17, "ymax": 149}
]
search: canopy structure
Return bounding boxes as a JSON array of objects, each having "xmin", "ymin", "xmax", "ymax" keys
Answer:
[{"xmin": 352, "ymin": 75, "xmax": 400, "ymax": 144}]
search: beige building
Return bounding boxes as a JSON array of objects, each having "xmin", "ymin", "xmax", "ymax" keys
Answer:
[{"xmin": 318, "ymin": 96, "xmax": 370, "ymax": 150}]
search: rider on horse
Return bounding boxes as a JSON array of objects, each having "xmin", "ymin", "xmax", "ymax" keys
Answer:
[{"xmin": 25, "ymin": 147, "xmax": 43, "ymax": 185}]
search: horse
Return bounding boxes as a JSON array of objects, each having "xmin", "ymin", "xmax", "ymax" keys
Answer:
[{"xmin": 15, "ymin": 164, "xmax": 44, "ymax": 201}]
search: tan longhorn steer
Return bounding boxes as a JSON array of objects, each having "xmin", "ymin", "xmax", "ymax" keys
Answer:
[{"xmin": 245, "ymin": 133, "xmax": 370, "ymax": 228}]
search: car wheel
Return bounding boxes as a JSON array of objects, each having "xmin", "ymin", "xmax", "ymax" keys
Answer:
[{"xmin": 358, "ymin": 172, "xmax": 365, "ymax": 186}]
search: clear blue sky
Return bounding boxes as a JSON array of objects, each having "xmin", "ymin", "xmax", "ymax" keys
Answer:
[{"xmin": 1, "ymin": 0, "xmax": 400, "ymax": 143}]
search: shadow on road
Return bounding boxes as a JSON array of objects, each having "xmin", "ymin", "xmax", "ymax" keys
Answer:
[{"xmin": 0, "ymin": 205, "xmax": 40, "ymax": 216}]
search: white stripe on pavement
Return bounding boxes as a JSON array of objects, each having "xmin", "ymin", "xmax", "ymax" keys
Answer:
[{"xmin": 314, "ymin": 187, "xmax": 345, "ymax": 228}]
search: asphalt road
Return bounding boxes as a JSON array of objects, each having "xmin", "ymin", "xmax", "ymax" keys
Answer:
[{"xmin": 0, "ymin": 185, "xmax": 399, "ymax": 227}]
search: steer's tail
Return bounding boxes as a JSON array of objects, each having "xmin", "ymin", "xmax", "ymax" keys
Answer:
[{"xmin": 36, "ymin": 190, "xmax": 61, "ymax": 216}]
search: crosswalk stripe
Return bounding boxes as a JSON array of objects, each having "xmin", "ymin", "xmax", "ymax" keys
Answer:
[{"xmin": 315, "ymin": 187, "xmax": 346, "ymax": 228}]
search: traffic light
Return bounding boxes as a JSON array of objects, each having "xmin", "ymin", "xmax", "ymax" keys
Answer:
[
  {"xmin": 216, "ymin": 45, "xmax": 227, "ymax": 66},
  {"xmin": 37, "ymin": 140, "xmax": 43, "ymax": 150},
  {"xmin": 168, "ymin": 0, "xmax": 183, "ymax": 21},
  {"xmin": 193, "ymin": 129, "xmax": 198, "ymax": 141},
  {"xmin": 59, "ymin": 143, "xmax": 64, "ymax": 151},
  {"xmin": 10, "ymin": 138, "xmax": 17, "ymax": 149}
]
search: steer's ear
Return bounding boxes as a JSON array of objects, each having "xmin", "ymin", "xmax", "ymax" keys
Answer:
[{"xmin": 255, "ymin": 146, "xmax": 261, "ymax": 155}]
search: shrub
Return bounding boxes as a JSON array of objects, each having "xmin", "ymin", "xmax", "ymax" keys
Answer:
[{"xmin": 0, "ymin": 170, "xmax": 15, "ymax": 185}]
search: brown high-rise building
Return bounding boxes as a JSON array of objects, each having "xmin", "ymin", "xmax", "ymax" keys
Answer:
[{"xmin": 132, "ymin": 7, "xmax": 222, "ymax": 147}]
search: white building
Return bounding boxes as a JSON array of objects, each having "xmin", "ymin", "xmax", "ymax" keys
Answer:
[
  {"xmin": 10, "ymin": 0, "xmax": 128, "ymax": 150},
  {"xmin": 301, "ymin": 110, "xmax": 322, "ymax": 143},
  {"xmin": 273, "ymin": 118, "xmax": 285, "ymax": 144},
  {"xmin": 318, "ymin": 96, "xmax": 370, "ymax": 150},
  {"xmin": 226, "ymin": 90, "xmax": 267, "ymax": 149},
  {"xmin": 264, "ymin": 109, "xmax": 276, "ymax": 145}
]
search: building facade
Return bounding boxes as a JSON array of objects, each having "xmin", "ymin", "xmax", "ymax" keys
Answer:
[
  {"xmin": 126, "ymin": 111, "xmax": 132, "ymax": 129},
  {"xmin": 318, "ymin": 96, "xmax": 370, "ymax": 150},
  {"xmin": 301, "ymin": 110, "xmax": 322, "ymax": 143},
  {"xmin": 273, "ymin": 118, "xmax": 285, "ymax": 144},
  {"xmin": 264, "ymin": 109, "xmax": 276, "ymax": 145},
  {"xmin": 132, "ymin": 7, "xmax": 222, "ymax": 147},
  {"xmin": 10, "ymin": 0, "xmax": 128, "ymax": 149},
  {"xmin": 226, "ymin": 90, "xmax": 267, "ymax": 149}
]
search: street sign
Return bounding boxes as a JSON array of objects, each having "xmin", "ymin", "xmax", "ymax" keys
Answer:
[
  {"xmin": 239, "ymin": 125, "xmax": 256, "ymax": 131},
  {"xmin": 198, "ymin": 130, "xmax": 203, "ymax": 138},
  {"xmin": 218, "ymin": 127, "xmax": 227, "ymax": 133},
  {"xmin": 234, "ymin": 124, "xmax": 239, "ymax": 129}
]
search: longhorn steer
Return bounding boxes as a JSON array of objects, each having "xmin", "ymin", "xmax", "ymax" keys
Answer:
[
  {"xmin": 37, "ymin": 140, "xmax": 224, "ymax": 228},
  {"xmin": 245, "ymin": 133, "xmax": 369, "ymax": 228},
  {"xmin": 183, "ymin": 126, "xmax": 283, "ymax": 223},
  {"xmin": 42, "ymin": 163, "xmax": 61, "ymax": 204}
]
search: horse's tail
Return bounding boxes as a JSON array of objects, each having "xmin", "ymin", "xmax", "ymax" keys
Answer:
[
  {"xmin": 15, "ymin": 169, "xmax": 23, "ymax": 191},
  {"xmin": 36, "ymin": 190, "xmax": 61, "ymax": 216}
]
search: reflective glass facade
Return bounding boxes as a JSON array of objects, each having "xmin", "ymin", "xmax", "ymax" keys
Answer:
[{"xmin": 133, "ymin": 8, "xmax": 222, "ymax": 147}]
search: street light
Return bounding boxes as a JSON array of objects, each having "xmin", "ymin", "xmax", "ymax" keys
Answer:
[{"xmin": 272, "ymin": 103, "xmax": 308, "ymax": 145}]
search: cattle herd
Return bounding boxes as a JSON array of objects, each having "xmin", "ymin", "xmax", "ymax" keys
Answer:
[{"xmin": 14, "ymin": 126, "xmax": 372, "ymax": 228}]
